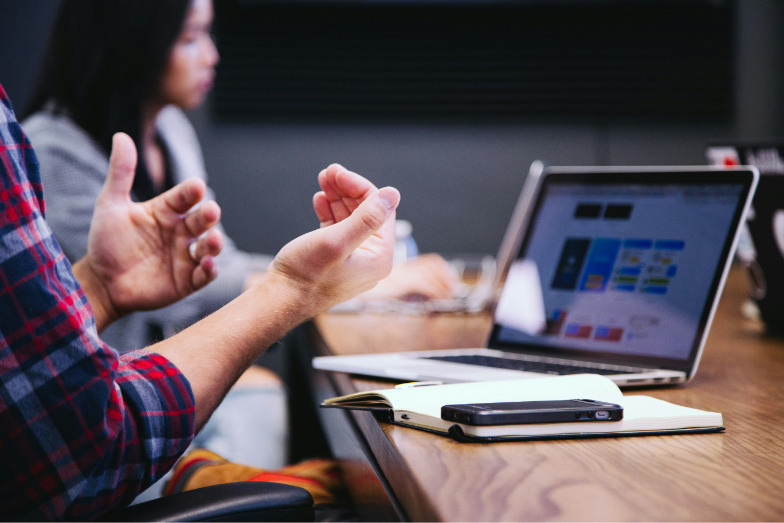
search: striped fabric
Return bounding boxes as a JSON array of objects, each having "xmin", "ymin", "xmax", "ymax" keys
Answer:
[{"xmin": 0, "ymin": 84, "xmax": 195, "ymax": 521}]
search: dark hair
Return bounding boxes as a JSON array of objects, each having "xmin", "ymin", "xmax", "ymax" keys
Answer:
[{"xmin": 25, "ymin": 0, "xmax": 191, "ymax": 200}]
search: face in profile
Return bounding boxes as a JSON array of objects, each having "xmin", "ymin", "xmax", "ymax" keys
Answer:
[{"xmin": 158, "ymin": 0, "xmax": 219, "ymax": 109}]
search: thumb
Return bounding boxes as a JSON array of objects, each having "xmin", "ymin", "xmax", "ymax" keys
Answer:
[
  {"xmin": 322, "ymin": 187, "xmax": 400, "ymax": 255},
  {"xmin": 102, "ymin": 133, "xmax": 137, "ymax": 200}
]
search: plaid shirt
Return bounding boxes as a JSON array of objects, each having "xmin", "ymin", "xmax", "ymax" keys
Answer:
[{"xmin": 0, "ymin": 85, "xmax": 195, "ymax": 520}]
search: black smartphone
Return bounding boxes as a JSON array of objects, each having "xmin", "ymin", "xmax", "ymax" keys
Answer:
[{"xmin": 441, "ymin": 399, "xmax": 623, "ymax": 426}]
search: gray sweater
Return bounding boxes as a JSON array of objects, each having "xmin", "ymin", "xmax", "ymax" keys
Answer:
[{"xmin": 23, "ymin": 105, "xmax": 273, "ymax": 352}]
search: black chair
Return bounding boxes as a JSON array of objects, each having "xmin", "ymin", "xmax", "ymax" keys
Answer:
[{"xmin": 102, "ymin": 482, "xmax": 315, "ymax": 522}]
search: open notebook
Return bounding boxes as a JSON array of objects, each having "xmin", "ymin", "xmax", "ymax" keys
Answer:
[{"xmin": 322, "ymin": 375, "xmax": 724, "ymax": 442}]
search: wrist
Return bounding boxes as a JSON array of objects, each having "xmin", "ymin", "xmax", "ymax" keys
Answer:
[
  {"xmin": 243, "ymin": 271, "xmax": 267, "ymax": 292},
  {"xmin": 251, "ymin": 270, "xmax": 321, "ymax": 323},
  {"xmin": 72, "ymin": 258, "xmax": 120, "ymax": 333}
]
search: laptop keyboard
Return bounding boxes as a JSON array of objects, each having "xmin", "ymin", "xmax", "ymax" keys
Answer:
[{"xmin": 423, "ymin": 354, "xmax": 640, "ymax": 376}]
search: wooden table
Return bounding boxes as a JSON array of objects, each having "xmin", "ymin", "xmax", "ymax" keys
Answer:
[{"xmin": 305, "ymin": 267, "xmax": 784, "ymax": 521}]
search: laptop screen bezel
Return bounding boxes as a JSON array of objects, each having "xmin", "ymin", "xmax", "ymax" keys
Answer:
[{"xmin": 487, "ymin": 167, "xmax": 757, "ymax": 374}]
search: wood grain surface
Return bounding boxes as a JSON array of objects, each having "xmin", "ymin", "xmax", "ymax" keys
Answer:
[{"xmin": 314, "ymin": 267, "xmax": 784, "ymax": 521}]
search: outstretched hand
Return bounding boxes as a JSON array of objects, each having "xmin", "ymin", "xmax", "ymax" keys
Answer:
[
  {"xmin": 315, "ymin": 166, "xmax": 457, "ymax": 302},
  {"xmin": 73, "ymin": 133, "xmax": 224, "ymax": 332},
  {"xmin": 265, "ymin": 164, "xmax": 400, "ymax": 315}
]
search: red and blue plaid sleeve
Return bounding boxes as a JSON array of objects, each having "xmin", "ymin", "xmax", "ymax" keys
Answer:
[{"xmin": 0, "ymin": 85, "xmax": 196, "ymax": 520}]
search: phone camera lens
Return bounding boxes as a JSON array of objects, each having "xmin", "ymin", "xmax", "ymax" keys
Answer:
[
  {"xmin": 587, "ymin": 411, "xmax": 595, "ymax": 419},
  {"xmin": 575, "ymin": 412, "xmax": 581, "ymax": 419},
  {"xmin": 595, "ymin": 410, "xmax": 610, "ymax": 420}
]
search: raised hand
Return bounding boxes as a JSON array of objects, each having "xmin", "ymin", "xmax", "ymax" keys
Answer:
[
  {"xmin": 73, "ymin": 133, "xmax": 223, "ymax": 331},
  {"xmin": 265, "ymin": 164, "xmax": 400, "ymax": 315},
  {"xmin": 314, "ymin": 165, "xmax": 458, "ymax": 302},
  {"xmin": 312, "ymin": 163, "xmax": 378, "ymax": 227}
]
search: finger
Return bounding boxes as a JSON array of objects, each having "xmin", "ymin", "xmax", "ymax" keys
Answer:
[
  {"xmin": 191, "ymin": 228, "xmax": 224, "ymax": 260},
  {"xmin": 321, "ymin": 187, "xmax": 400, "ymax": 256},
  {"xmin": 334, "ymin": 167, "xmax": 376, "ymax": 202},
  {"xmin": 328, "ymin": 166, "xmax": 376, "ymax": 216},
  {"xmin": 192, "ymin": 256, "xmax": 219, "ymax": 290},
  {"xmin": 318, "ymin": 165, "xmax": 343, "ymax": 202},
  {"xmin": 183, "ymin": 200, "xmax": 221, "ymax": 237},
  {"xmin": 317, "ymin": 167, "xmax": 329, "ymax": 193},
  {"xmin": 313, "ymin": 192, "xmax": 336, "ymax": 227},
  {"xmin": 320, "ymin": 164, "xmax": 377, "ymax": 200},
  {"xmin": 320, "ymin": 165, "xmax": 377, "ymax": 222},
  {"xmin": 102, "ymin": 133, "xmax": 138, "ymax": 200},
  {"xmin": 320, "ymin": 169, "xmax": 353, "ymax": 223},
  {"xmin": 158, "ymin": 178, "xmax": 208, "ymax": 215},
  {"xmin": 319, "ymin": 163, "xmax": 370, "ymax": 203},
  {"xmin": 334, "ymin": 169, "xmax": 378, "ymax": 217}
]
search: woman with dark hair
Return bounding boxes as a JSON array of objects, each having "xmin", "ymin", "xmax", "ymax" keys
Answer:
[{"xmin": 23, "ymin": 0, "xmax": 255, "ymax": 350}]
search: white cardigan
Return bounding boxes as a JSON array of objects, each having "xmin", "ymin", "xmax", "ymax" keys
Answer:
[{"xmin": 23, "ymin": 105, "xmax": 273, "ymax": 352}]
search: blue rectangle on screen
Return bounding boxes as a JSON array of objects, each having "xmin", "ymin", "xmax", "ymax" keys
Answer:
[
  {"xmin": 615, "ymin": 284, "xmax": 636, "ymax": 292},
  {"xmin": 578, "ymin": 239, "xmax": 621, "ymax": 292},
  {"xmin": 666, "ymin": 265, "xmax": 678, "ymax": 277},
  {"xmin": 644, "ymin": 286, "xmax": 668, "ymax": 294},
  {"xmin": 655, "ymin": 240, "xmax": 685, "ymax": 251},
  {"xmin": 551, "ymin": 239, "xmax": 592, "ymax": 290},
  {"xmin": 623, "ymin": 239, "xmax": 653, "ymax": 249},
  {"xmin": 618, "ymin": 267, "xmax": 642, "ymax": 276}
]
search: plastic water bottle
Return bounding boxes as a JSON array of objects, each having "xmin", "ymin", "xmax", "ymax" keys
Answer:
[{"xmin": 394, "ymin": 220, "xmax": 418, "ymax": 264}]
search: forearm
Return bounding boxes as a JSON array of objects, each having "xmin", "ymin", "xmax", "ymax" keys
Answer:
[{"xmin": 151, "ymin": 271, "xmax": 314, "ymax": 430}]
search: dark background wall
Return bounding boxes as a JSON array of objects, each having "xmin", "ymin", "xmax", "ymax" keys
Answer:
[{"xmin": 2, "ymin": 0, "xmax": 784, "ymax": 257}]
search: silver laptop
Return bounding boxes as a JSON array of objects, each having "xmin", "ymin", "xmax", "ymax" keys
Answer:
[{"xmin": 314, "ymin": 166, "xmax": 759, "ymax": 387}]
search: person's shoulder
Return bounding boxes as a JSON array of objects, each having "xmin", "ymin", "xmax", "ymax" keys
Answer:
[
  {"xmin": 157, "ymin": 105, "xmax": 199, "ymax": 143},
  {"xmin": 156, "ymin": 105, "xmax": 207, "ymax": 183},
  {"xmin": 23, "ymin": 106, "xmax": 106, "ymax": 163},
  {"xmin": 22, "ymin": 105, "xmax": 109, "ymax": 181}
]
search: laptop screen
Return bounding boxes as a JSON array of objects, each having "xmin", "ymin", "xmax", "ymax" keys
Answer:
[{"xmin": 490, "ymin": 170, "xmax": 754, "ymax": 371}]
